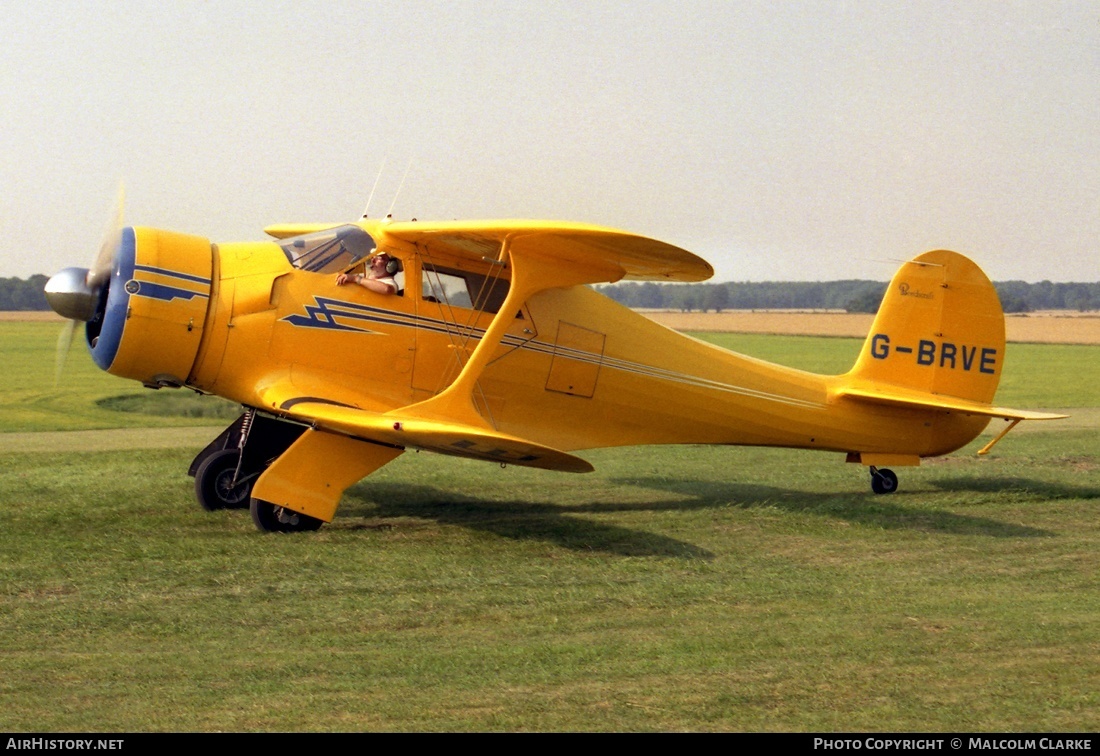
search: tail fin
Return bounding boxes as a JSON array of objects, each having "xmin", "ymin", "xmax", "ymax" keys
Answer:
[
  {"xmin": 848, "ymin": 249, "xmax": 1006, "ymax": 404},
  {"xmin": 841, "ymin": 250, "xmax": 1065, "ymax": 462}
]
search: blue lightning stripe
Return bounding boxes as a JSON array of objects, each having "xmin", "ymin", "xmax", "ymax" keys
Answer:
[
  {"xmin": 130, "ymin": 264, "xmax": 210, "ymax": 303},
  {"xmin": 282, "ymin": 297, "xmax": 386, "ymax": 332},
  {"xmin": 281, "ymin": 297, "xmax": 490, "ymax": 339}
]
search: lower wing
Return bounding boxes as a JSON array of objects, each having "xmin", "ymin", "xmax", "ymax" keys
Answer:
[{"xmin": 273, "ymin": 397, "xmax": 593, "ymax": 473}]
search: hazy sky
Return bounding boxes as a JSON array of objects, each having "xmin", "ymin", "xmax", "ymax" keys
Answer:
[{"xmin": 2, "ymin": 0, "xmax": 1097, "ymax": 283}]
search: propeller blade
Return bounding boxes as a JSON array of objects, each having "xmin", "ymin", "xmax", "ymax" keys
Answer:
[
  {"xmin": 89, "ymin": 183, "xmax": 125, "ymax": 289},
  {"xmin": 54, "ymin": 319, "xmax": 77, "ymax": 386}
]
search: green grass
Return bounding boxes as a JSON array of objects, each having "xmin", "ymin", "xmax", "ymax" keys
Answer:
[
  {"xmin": 2, "ymin": 322, "xmax": 239, "ymax": 432},
  {"xmin": 2, "ymin": 439, "xmax": 1097, "ymax": 731},
  {"xmin": 692, "ymin": 332, "xmax": 864, "ymax": 375},
  {"xmin": 1, "ymin": 322, "xmax": 1097, "ymax": 731}
]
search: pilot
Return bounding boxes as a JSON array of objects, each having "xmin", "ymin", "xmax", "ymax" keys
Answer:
[{"xmin": 336, "ymin": 252, "xmax": 401, "ymax": 295}]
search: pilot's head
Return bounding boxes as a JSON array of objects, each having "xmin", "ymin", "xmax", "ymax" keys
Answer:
[{"xmin": 370, "ymin": 252, "xmax": 401, "ymax": 275}]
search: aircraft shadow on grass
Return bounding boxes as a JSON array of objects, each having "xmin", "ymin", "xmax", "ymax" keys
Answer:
[
  {"xmin": 338, "ymin": 481, "xmax": 715, "ymax": 559},
  {"xmin": 928, "ymin": 475, "xmax": 1100, "ymax": 502},
  {"xmin": 608, "ymin": 476, "xmax": 1068, "ymax": 539},
  {"xmin": 333, "ymin": 471, "xmax": 1094, "ymax": 555}
]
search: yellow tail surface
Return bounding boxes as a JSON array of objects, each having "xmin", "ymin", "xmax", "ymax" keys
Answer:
[{"xmin": 848, "ymin": 249, "xmax": 1006, "ymax": 405}]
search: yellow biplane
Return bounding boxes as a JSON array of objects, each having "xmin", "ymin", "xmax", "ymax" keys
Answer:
[{"xmin": 44, "ymin": 214, "xmax": 1065, "ymax": 532}]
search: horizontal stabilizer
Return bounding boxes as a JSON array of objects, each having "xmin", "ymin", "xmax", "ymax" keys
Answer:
[
  {"xmin": 838, "ymin": 385, "xmax": 1067, "ymax": 421},
  {"xmin": 279, "ymin": 399, "xmax": 594, "ymax": 473}
]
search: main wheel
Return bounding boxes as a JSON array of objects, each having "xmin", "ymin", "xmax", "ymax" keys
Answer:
[
  {"xmin": 250, "ymin": 498, "xmax": 324, "ymax": 533},
  {"xmin": 870, "ymin": 467, "xmax": 898, "ymax": 495},
  {"xmin": 194, "ymin": 449, "xmax": 252, "ymax": 511}
]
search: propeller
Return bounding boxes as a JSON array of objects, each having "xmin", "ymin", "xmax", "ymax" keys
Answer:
[{"xmin": 44, "ymin": 184, "xmax": 125, "ymax": 383}]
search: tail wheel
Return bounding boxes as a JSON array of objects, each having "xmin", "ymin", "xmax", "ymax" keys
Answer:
[
  {"xmin": 250, "ymin": 498, "xmax": 324, "ymax": 533},
  {"xmin": 870, "ymin": 467, "xmax": 898, "ymax": 495},
  {"xmin": 194, "ymin": 449, "xmax": 252, "ymax": 511}
]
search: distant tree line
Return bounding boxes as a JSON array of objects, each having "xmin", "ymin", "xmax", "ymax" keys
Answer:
[
  {"xmin": 2, "ymin": 274, "xmax": 1098, "ymax": 314},
  {"xmin": 595, "ymin": 280, "xmax": 1100, "ymax": 314},
  {"xmin": 0, "ymin": 276, "xmax": 49, "ymax": 310}
]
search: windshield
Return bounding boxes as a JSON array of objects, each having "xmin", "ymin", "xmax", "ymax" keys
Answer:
[{"xmin": 279, "ymin": 225, "xmax": 377, "ymax": 274}]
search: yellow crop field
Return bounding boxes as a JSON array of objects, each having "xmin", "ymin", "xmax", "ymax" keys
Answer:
[
  {"xmin": 643, "ymin": 310, "xmax": 1100, "ymax": 345},
  {"xmin": 0, "ymin": 311, "xmax": 65, "ymax": 322}
]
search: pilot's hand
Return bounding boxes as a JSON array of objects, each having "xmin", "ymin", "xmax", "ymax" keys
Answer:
[{"xmin": 336, "ymin": 272, "xmax": 353, "ymax": 286}]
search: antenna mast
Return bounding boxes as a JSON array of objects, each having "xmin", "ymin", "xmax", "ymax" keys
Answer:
[
  {"xmin": 361, "ymin": 160, "xmax": 387, "ymax": 219},
  {"xmin": 386, "ymin": 159, "xmax": 413, "ymax": 218}
]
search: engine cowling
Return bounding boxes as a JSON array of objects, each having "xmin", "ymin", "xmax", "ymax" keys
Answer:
[{"xmin": 88, "ymin": 226, "xmax": 213, "ymax": 388}]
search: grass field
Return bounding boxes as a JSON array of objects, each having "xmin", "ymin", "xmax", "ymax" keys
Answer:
[{"xmin": 1, "ymin": 320, "xmax": 1097, "ymax": 732}]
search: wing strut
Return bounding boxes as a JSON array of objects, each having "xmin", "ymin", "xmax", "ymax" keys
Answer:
[{"xmin": 416, "ymin": 236, "xmax": 510, "ymax": 409}]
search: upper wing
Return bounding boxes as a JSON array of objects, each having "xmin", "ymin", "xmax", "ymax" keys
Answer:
[
  {"xmin": 265, "ymin": 392, "xmax": 593, "ymax": 474},
  {"xmin": 266, "ymin": 218, "xmax": 714, "ymax": 283}
]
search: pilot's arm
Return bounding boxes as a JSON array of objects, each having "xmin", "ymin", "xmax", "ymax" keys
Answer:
[{"xmin": 335, "ymin": 271, "xmax": 396, "ymax": 295}]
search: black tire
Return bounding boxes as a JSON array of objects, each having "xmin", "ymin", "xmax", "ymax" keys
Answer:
[
  {"xmin": 871, "ymin": 468, "xmax": 898, "ymax": 495},
  {"xmin": 250, "ymin": 498, "xmax": 323, "ymax": 533},
  {"xmin": 194, "ymin": 449, "xmax": 252, "ymax": 511}
]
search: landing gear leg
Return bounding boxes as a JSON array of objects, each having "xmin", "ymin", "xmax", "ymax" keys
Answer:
[
  {"xmin": 189, "ymin": 409, "xmax": 307, "ymax": 514},
  {"xmin": 869, "ymin": 466, "xmax": 898, "ymax": 495}
]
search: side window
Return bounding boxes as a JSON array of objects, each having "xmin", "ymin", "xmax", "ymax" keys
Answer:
[
  {"xmin": 422, "ymin": 269, "xmax": 471, "ymax": 307},
  {"xmin": 422, "ymin": 265, "xmax": 510, "ymax": 313}
]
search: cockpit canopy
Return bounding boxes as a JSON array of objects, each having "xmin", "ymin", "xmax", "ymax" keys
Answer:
[{"xmin": 279, "ymin": 225, "xmax": 376, "ymax": 274}]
